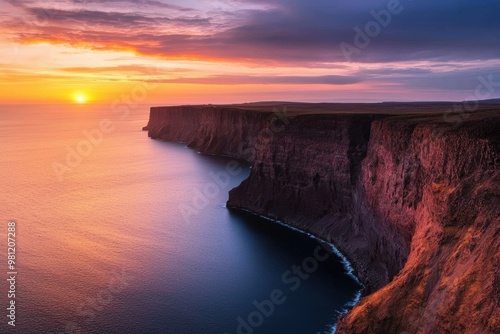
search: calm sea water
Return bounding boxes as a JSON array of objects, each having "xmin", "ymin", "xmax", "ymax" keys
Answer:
[{"xmin": 0, "ymin": 104, "xmax": 361, "ymax": 334}]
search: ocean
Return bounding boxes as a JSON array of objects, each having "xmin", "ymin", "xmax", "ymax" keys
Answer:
[{"xmin": 0, "ymin": 104, "xmax": 361, "ymax": 334}]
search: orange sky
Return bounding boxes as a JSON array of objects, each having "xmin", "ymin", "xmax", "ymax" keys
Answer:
[
  {"xmin": 0, "ymin": 41, "xmax": 381, "ymax": 105},
  {"xmin": 0, "ymin": 0, "xmax": 499, "ymax": 105}
]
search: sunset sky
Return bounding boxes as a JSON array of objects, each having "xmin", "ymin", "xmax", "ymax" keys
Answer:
[{"xmin": 1, "ymin": 0, "xmax": 499, "ymax": 104}]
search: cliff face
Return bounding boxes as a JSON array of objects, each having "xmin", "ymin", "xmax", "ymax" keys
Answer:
[
  {"xmin": 226, "ymin": 114, "xmax": 405, "ymax": 291},
  {"xmin": 147, "ymin": 106, "xmax": 270, "ymax": 160},
  {"xmin": 146, "ymin": 105, "xmax": 499, "ymax": 334},
  {"xmin": 335, "ymin": 116, "xmax": 499, "ymax": 333}
]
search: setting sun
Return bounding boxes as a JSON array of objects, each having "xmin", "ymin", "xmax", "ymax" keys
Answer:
[{"xmin": 75, "ymin": 95, "xmax": 87, "ymax": 104}]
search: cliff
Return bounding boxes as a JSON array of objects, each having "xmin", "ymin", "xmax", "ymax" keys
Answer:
[
  {"xmin": 147, "ymin": 106, "xmax": 270, "ymax": 160},
  {"xmin": 146, "ymin": 104, "xmax": 500, "ymax": 334}
]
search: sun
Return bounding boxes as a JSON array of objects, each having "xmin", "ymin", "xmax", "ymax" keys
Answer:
[{"xmin": 75, "ymin": 94, "xmax": 87, "ymax": 104}]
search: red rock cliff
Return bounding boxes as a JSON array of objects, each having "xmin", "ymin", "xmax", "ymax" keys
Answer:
[{"xmin": 146, "ymin": 104, "xmax": 499, "ymax": 334}]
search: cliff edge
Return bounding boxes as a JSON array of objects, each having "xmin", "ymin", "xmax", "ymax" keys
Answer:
[{"xmin": 146, "ymin": 103, "xmax": 499, "ymax": 334}]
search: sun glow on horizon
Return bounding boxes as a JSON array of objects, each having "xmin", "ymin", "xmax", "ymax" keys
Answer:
[{"xmin": 75, "ymin": 94, "xmax": 87, "ymax": 104}]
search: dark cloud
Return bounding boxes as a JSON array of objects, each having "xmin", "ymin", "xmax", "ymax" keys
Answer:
[
  {"xmin": 150, "ymin": 74, "xmax": 361, "ymax": 85},
  {"xmin": 22, "ymin": 7, "xmax": 209, "ymax": 29},
  {"xmin": 56, "ymin": 65, "xmax": 361, "ymax": 85},
  {"xmin": 388, "ymin": 67, "xmax": 500, "ymax": 91}
]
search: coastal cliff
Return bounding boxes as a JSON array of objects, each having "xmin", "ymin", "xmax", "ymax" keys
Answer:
[
  {"xmin": 146, "ymin": 104, "xmax": 499, "ymax": 334},
  {"xmin": 147, "ymin": 106, "xmax": 269, "ymax": 160}
]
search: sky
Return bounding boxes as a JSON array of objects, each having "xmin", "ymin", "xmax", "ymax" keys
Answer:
[{"xmin": 0, "ymin": 0, "xmax": 499, "ymax": 104}]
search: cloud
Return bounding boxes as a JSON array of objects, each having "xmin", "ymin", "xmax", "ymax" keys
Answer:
[
  {"xmin": 1, "ymin": 0, "xmax": 497, "ymax": 65},
  {"xmin": 149, "ymin": 74, "xmax": 362, "ymax": 85},
  {"xmin": 70, "ymin": 0, "xmax": 195, "ymax": 12},
  {"xmin": 1, "ymin": 0, "xmax": 500, "ymax": 96},
  {"xmin": 394, "ymin": 67, "xmax": 500, "ymax": 91},
  {"xmin": 20, "ymin": 7, "xmax": 210, "ymax": 29},
  {"xmin": 60, "ymin": 65, "xmax": 191, "ymax": 75}
]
